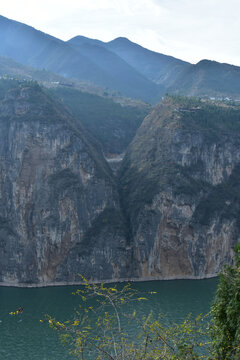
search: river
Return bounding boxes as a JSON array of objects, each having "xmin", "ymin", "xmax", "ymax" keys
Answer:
[{"xmin": 0, "ymin": 278, "xmax": 217, "ymax": 360}]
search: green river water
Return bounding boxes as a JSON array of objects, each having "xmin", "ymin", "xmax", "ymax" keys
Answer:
[{"xmin": 0, "ymin": 278, "xmax": 217, "ymax": 360}]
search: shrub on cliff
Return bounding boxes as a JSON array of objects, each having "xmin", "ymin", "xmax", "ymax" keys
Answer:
[{"xmin": 209, "ymin": 243, "xmax": 240, "ymax": 359}]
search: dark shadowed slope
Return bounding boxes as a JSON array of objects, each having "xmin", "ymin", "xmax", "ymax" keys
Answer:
[
  {"xmin": 104, "ymin": 37, "xmax": 190, "ymax": 86},
  {"xmin": 68, "ymin": 37, "xmax": 163, "ymax": 102},
  {"xmin": 48, "ymin": 86, "xmax": 150, "ymax": 155}
]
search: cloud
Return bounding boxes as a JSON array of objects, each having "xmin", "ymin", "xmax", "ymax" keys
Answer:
[{"xmin": 150, "ymin": 0, "xmax": 240, "ymax": 63}]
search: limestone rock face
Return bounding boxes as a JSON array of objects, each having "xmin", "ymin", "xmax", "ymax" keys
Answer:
[
  {"xmin": 0, "ymin": 84, "xmax": 129, "ymax": 285},
  {"xmin": 1, "ymin": 86, "xmax": 240, "ymax": 285},
  {"xmin": 119, "ymin": 98, "xmax": 240, "ymax": 280}
]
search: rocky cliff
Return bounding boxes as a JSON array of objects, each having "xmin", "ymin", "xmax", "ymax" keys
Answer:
[
  {"xmin": 0, "ymin": 82, "xmax": 130, "ymax": 285},
  {"xmin": 119, "ymin": 96, "xmax": 240, "ymax": 280},
  {"xmin": 1, "ymin": 86, "xmax": 240, "ymax": 285}
]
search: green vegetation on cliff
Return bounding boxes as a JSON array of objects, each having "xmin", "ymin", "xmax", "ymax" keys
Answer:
[{"xmin": 169, "ymin": 95, "xmax": 240, "ymax": 132}]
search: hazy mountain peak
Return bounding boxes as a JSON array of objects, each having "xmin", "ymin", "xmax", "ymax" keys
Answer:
[
  {"xmin": 68, "ymin": 35, "xmax": 105, "ymax": 46},
  {"xmin": 109, "ymin": 37, "xmax": 131, "ymax": 44},
  {"xmin": 195, "ymin": 59, "xmax": 220, "ymax": 68},
  {"xmin": 195, "ymin": 59, "xmax": 240, "ymax": 71}
]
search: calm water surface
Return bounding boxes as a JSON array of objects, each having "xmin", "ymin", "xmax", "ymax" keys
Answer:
[{"xmin": 0, "ymin": 278, "xmax": 217, "ymax": 360}]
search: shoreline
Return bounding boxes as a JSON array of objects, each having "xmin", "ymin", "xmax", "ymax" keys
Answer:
[{"xmin": 0, "ymin": 273, "xmax": 218, "ymax": 288}]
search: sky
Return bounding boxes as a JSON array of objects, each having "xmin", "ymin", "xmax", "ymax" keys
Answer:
[{"xmin": 1, "ymin": 0, "xmax": 239, "ymax": 66}]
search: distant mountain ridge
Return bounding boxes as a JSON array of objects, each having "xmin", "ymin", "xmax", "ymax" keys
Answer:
[
  {"xmin": 0, "ymin": 55, "xmax": 68, "ymax": 83},
  {"xmin": 168, "ymin": 59, "xmax": 240, "ymax": 97},
  {"xmin": 68, "ymin": 35, "xmax": 190, "ymax": 88},
  {"xmin": 67, "ymin": 38, "xmax": 162, "ymax": 101},
  {"xmin": 0, "ymin": 14, "xmax": 240, "ymax": 102},
  {"xmin": 0, "ymin": 15, "xmax": 162, "ymax": 102}
]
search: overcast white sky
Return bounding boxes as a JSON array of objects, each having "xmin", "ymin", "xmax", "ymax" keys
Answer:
[{"xmin": 1, "ymin": 0, "xmax": 239, "ymax": 65}]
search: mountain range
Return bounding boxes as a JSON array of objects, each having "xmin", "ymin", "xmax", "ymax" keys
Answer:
[{"xmin": 0, "ymin": 15, "xmax": 240, "ymax": 102}]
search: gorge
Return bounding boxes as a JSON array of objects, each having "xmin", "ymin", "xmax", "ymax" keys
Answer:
[{"xmin": 0, "ymin": 81, "xmax": 239, "ymax": 286}]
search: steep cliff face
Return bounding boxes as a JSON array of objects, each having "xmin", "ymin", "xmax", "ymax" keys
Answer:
[
  {"xmin": 0, "ymin": 83, "xmax": 130, "ymax": 285},
  {"xmin": 1, "ymin": 86, "xmax": 240, "ymax": 285},
  {"xmin": 119, "ymin": 97, "xmax": 240, "ymax": 279}
]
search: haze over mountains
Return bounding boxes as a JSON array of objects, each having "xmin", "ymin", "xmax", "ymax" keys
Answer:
[
  {"xmin": 0, "ymin": 14, "xmax": 240, "ymax": 102},
  {"xmin": 0, "ymin": 15, "xmax": 160, "ymax": 102}
]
